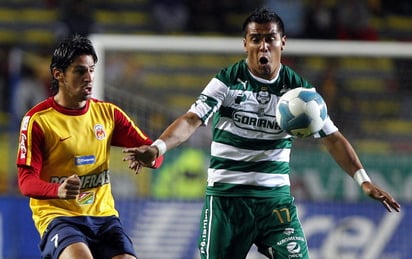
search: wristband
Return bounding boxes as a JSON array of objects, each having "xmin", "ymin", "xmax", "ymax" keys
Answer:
[
  {"xmin": 151, "ymin": 139, "xmax": 167, "ymax": 157},
  {"xmin": 353, "ymin": 169, "xmax": 371, "ymax": 186}
]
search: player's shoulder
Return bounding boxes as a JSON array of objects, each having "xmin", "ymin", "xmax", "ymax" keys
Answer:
[
  {"xmin": 280, "ymin": 64, "xmax": 313, "ymax": 88},
  {"xmin": 216, "ymin": 59, "xmax": 248, "ymax": 85},
  {"xmin": 25, "ymin": 97, "xmax": 53, "ymax": 117},
  {"xmin": 89, "ymin": 98, "xmax": 118, "ymax": 108},
  {"xmin": 280, "ymin": 64, "xmax": 300, "ymax": 75},
  {"xmin": 89, "ymin": 98, "xmax": 126, "ymax": 115},
  {"xmin": 89, "ymin": 97, "xmax": 105, "ymax": 104}
]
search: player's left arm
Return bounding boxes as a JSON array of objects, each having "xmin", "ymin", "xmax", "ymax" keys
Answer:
[{"xmin": 321, "ymin": 131, "xmax": 401, "ymax": 212}]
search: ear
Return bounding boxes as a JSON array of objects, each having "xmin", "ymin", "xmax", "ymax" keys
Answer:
[
  {"xmin": 243, "ymin": 38, "xmax": 247, "ymax": 53},
  {"xmin": 52, "ymin": 68, "xmax": 63, "ymax": 80},
  {"xmin": 280, "ymin": 36, "xmax": 287, "ymax": 51}
]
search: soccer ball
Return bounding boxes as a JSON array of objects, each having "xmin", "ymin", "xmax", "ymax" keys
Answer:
[{"xmin": 276, "ymin": 87, "xmax": 328, "ymax": 137}]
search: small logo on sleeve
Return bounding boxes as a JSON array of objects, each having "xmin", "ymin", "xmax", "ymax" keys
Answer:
[
  {"xmin": 21, "ymin": 116, "xmax": 30, "ymax": 130},
  {"xmin": 19, "ymin": 133, "xmax": 27, "ymax": 159}
]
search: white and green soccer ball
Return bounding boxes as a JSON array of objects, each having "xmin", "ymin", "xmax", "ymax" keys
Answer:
[{"xmin": 276, "ymin": 87, "xmax": 328, "ymax": 138}]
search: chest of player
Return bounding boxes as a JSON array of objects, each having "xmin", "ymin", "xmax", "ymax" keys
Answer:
[
  {"xmin": 218, "ymin": 84, "xmax": 285, "ymax": 135},
  {"xmin": 39, "ymin": 110, "xmax": 114, "ymax": 158},
  {"xmin": 225, "ymin": 85, "xmax": 281, "ymax": 117}
]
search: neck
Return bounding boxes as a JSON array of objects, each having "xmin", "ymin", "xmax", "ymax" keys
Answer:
[{"xmin": 53, "ymin": 94, "xmax": 87, "ymax": 109}]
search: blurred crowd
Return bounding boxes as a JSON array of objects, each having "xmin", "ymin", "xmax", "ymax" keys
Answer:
[{"xmin": 0, "ymin": 0, "xmax": 411, "ymax": 126}]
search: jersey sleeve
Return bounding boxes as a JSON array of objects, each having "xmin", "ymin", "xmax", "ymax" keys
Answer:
[
  {"xmin": 17, "ymin": 120, "xmax": 60, "ymax": 198},
  {"xmin": 188, "ymin": 77, "xmax": 227, "ymax": 126},
  {"xmin": 18, "ymin": 166, "xmax": 59, "ymax": 198},
  {"xmin": 314, "ymin": 116, "xmax": 339, "ymax": 138}
]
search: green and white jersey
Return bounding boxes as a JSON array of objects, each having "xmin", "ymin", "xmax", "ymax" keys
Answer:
[{"xmin": 188, "ymin": 59, "xmax": 338, "ymax": 198}]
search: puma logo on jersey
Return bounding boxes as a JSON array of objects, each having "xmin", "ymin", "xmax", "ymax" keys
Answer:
[
  {"xmin": 236, "ymin": 78, "xmax": 247, "ymax": 90},
  {"xmin": 280, "ymin": 85, "xmax": 289, "ymax": 94}
]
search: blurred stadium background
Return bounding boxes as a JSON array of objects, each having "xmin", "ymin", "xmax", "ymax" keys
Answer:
[{"xmin": 1, "ymin": 0, "xmax": 411, "ymax": 258}]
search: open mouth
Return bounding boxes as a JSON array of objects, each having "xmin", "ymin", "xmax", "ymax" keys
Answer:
[{"xmin": 259, "ymin": 57, "xmax": 269, "ymax": 65}]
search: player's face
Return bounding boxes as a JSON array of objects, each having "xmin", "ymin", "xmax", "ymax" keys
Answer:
[
  {"xmin": 55, "ymin": 55, "xmax": 95, "ymax": 108},
  {"xmin": 243, "ymin": 22, "xmax": 286, "ymax": 80}
]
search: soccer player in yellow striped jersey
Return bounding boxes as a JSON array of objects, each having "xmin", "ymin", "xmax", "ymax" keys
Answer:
[
  {"xmin": 16, "ymin": 35, "xmax": 163, "ymax": 259},
  {"xmin": 123, "ymin": 8, "xmax": 401, "ymax": 259}
]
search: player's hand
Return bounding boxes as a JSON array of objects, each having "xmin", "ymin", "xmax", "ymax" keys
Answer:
[
  {"xmin": 123, "ymin": 145, "xmax": 157, "ymax": 173},
  {"xmin": 58, "ymin": 174, "xmax": 81, "ymax": 199},
  {"xmin": 361, "ymin": 182, "xmax": 401, "ymax": 212},
  {"xmin": 126, "ymin": 159, "xmax": 143, "ymax": 174}
]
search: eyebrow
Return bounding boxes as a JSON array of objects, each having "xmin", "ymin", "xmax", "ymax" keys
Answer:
[
  {"xmin": 72, "ymin": 64, "xmax": 95, "ymax": 69},
  {"xmin": 247, "ymin": 32, "xmax": 279, "ymax": 38}
]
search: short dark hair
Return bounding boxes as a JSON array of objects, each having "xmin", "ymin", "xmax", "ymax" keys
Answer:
[
  {"xmin": 242, "ymin": 8, "xmax": 285, "ymax": 37},
  {"xmin": 49, "ymin": 34, "xmax": 98, "ymax": 95}
]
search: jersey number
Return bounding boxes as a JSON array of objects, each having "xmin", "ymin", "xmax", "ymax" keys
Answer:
[
  {"xmin": 51, "ymin": 233, "xmax": 59, "ymax": 248},
  {"xmin": 272, "ymin": 208, "xmax": 291, "ymax": 224}
]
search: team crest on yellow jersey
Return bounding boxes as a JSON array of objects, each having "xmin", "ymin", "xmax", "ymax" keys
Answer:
[{"xmin": 94, "ymin": 124, "xmax": 106, "ymax": 140}]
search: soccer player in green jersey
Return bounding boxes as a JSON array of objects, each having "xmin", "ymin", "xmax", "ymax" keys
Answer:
[{"xmin": 123, "ymin": 8, "xmax": 400, "ymax": 259}]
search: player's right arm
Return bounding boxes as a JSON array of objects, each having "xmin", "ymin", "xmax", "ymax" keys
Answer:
[
  {"xmin": 156, "ymin": 111, "xmax": 203, "ymax": 152},
  {"xmin": 123, "ymin": 112, "xmax": 202, "ymax": 169},
  {"xmin": 17, "ymin": 120, "xmax": 80, "ymax": 199},
  {"xmin": 123, "ymin": 77, "xmax": 224, "ymax": 171},
  {"xmin": 18, "ymin": 167, "xmax": 80, "ymax": 199},
  {"xmin": 18, "ymin": 166, "xmax": 60, "ymax": 199}
]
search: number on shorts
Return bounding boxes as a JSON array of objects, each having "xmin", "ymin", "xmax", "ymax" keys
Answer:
[
  {"xmin": 51, "ymin": 233, "xmax": 59, "ymax": 248},
  {"xmin": 272, "ymin": 208, "xmax": 291, "ymax": 224}
]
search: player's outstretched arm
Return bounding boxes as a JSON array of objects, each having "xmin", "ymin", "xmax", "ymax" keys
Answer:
[
  {"xmin": 155, "ymin": 112, "xmax": 203, "ymax": 151},
  {"xmin": 321, "ymin": 131, "xmax": 401, "ymax": 212},
  {"xmin": 123, "ymin": 112, "xmax": 202, "ymax": 173}
]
